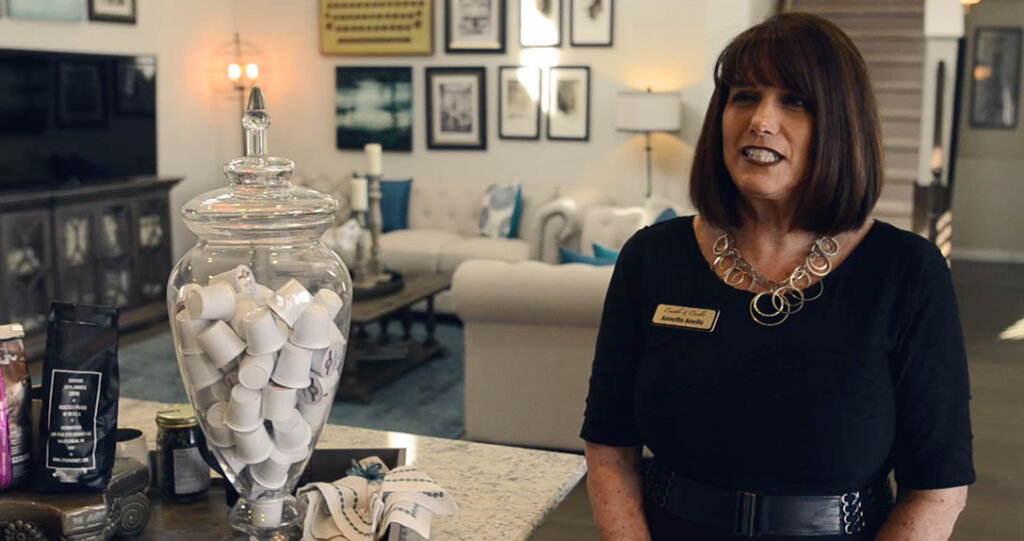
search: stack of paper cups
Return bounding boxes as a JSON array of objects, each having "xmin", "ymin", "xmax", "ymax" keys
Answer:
[
  {"xmin": 251, "ymin": 447, "xmax": 292, "ymax": 489},
  {"xmin": 272, "ymin": 409, "xmax": 312, "ymax": 463},
  {"xmin": 234, "ymin": 425, "xmax": 274, "ymax": 465},
  {"xmin": 225, "ymin": 386, "xmax": 263, "ymax": 432}
]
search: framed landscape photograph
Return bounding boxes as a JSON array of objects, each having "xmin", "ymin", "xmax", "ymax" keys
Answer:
[
  {"xmin": 499, "ymin": 66, "xmax": 541, "ymax": 140},
  {"xmin": 970, "ymin": 27, "xmax": 1021, "ymax": 129},
  {"xmin": 570, "ymin": 0, "xmax": 612, "ymax": 46},
  {"xmin": 547, "ymin": 66, "xmax": 590, "ymax": 140},
  {"xmin": 520, "ymin": 0, "xmax": 561, "ymax": 47},
  {"xmin": 426, "ymin": 67, "xmax": 486, "ymax": 150},
  {"xmin": 446, "ymin": 0, "xmax": 505, "ymax": 53},
  {"xmin": 336, "ymin": 67, "xmax": 413, "ymax": 151},
  {"xmin": 88, "ymin": 0, "xmax": 135, "ymax": 23}
]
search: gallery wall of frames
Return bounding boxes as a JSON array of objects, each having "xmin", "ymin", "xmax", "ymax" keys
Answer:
[{"xmin": 326, "ymin": 0, "xmax": 613, "ymax": 152}]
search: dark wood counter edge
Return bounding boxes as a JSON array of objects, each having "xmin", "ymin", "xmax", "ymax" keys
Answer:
[{"xmin": 0, "ymin": 177, "xmax": 182, "ymax": 211}]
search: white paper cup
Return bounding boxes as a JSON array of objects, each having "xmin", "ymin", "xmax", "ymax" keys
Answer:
[
  {"xmin": 225, "ymin": 385, "xmax": 263, "ymax": 432},
  {"xmin": 238, "ymin": 353, "xmax": 276, "ymax": 390},
  {"xmin": 272, "ymin": 342, "xmax": 313, "ymax": 389},
  {"xmin": 250, "ymin": 447, "xmax": 292, "ymax": 489},
  {"xmin": 205, "ymin": 402, "xmax": 234, "ymax": 447},
  {"xmin": 297, "ymin": 371, "xmax": 339, "ymax": 427},
  {"xmin": 233, "ymin": 424, "xmax": 274, "ymax": 464},
  {"xmin": 175, "ymin": 283, "xmax": 203, "ymax": 314},
  {"xmin": 211, "ymin": 264, "xmax": 256, "ymax": 296},
  {"xmin": 229, "ymin": 296, "xmax": 259, "ymax": 340},
  {"xmin": 290, "ymin": 304, "xmax": 331, "ymax": 349},
  {"xmin": 243, "ymin": 307, "xmax": 288, "ymax": 356},
  {"xmin": 186, "ymin": 281, "xmax": 236, "ymax": 320},
  {"xmin": 267, "ymin": 278, "xmax": 312, "ymax": 327},
  {"xmin": 328, "ymin": 321, "xmax": 346, "ymax": 347},
  {"xmin": 312, "ymin": 288, "xmax": 344, "ymax": 320},
  {"xmin": 297, "ymin": 397, "xmax": 332, "ymax": 430},
  {"xmin": 249, "ymin": 496, "xmax": 284, "ymax": 528},
  {"xmin": 272, "ymin": 409, "xmax": 311, "ymax": 453},
  {"xmin": 253, "ymin": 283, "xmax": 274, "ymax": 305},
  {"xmin": 196, "ymin": 320, "xmax": 246, "ymax": 368},
  {"xmin": 184, "ymin": 353, "xmax": 223, "ymax": 390},
  {"xmin": 196, "ymin": 380, "xmax": 231, "ymax": 411},
  {"xmin": 261, "ymin": 385, "xmax": 297, "ymax": 421},
  {"xmin": 209, "ymin": 380, "xmax": 232, "ymax": 403},
  {"xmin": 216, "ymin": 446, "xmax": 248, "ymax": 476},
  {"xmin": 176, "ymin": 312, "xmax": 211, "ymax": 354},
  {"xmin": 312, "ymin": 340, "xmax": 346, "ymax": 377}
]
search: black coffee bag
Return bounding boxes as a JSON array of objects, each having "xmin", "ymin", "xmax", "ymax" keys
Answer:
[{"xmin": 35, "ymin": 302, "xmax": 120, "ymax": 493}]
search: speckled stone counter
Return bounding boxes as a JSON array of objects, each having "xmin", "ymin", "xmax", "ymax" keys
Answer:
[{"xmin": 120, "ymin": 398, "xmax": 587, "ymax": 540}]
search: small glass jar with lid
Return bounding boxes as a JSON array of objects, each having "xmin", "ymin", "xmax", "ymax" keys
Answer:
[{"xmin": 155, "ymin": 405, "xmax": 210, "ymax": 503}]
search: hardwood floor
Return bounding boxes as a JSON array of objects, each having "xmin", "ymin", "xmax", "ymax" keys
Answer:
[{"xmin": 530, "ymin": 260, "xmax": 1024, "ymax": 540}]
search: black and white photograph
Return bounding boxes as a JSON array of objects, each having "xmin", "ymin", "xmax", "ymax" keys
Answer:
[
  {"xmin": 970, "ymin": 27, "xmax": 1021, "ymax": 129},
  {"xmin": 520, "ymin": 0, "xmax": 561, "ymax": 47},
  {"xmin": 57, "ymin": 61, "xmax": 106, "ymax": 127},
  {"xmin": 426, "ymin": 67, "xmax": 486, "ymax": 149},
  {"xmin": 499, "ymin": 66, "xmax": 541, "ymax": 139},
  {"xmin": 547, "ymin": 66, "xmax": 589, "ymax": 140},
  {"xmin": 88, "ymin": 0, "xmax": 136, "ymax": 24},
  {"xmin": 570, "ymin": 0, "xmax": 612, "ymax": 46},
  {"xmin": 336, "ymin": 67, "xmax": 413, "ymax": 151},
  {"xmin": 446, "ymin": 0, "xmax": 506, "ymax": 53}
]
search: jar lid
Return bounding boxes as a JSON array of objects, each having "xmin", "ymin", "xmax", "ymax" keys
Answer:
[
  {"xmin": 156, "ymin": 405, "xmax": 198, "ymax": 428},
  {"xmin": 181, "ymin": 87, "xmax": 338, "ymax": 241}
]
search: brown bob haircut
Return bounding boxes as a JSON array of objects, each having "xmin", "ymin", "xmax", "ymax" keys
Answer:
[{"xmin": 689, "ymin": 12, "xmax": 883, "ymax": 235}]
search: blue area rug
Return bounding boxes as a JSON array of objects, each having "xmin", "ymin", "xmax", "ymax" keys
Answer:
[{"xmin": 118, "ymin": 322, "xmax": 465, "ymax": 439}]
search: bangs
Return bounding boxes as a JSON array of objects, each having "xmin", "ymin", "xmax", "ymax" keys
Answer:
[{"xmin": 715, "ymin": 22, "xmax": 818, "ymax": 108}]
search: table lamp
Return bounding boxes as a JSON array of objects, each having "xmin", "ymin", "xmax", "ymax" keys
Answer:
[{"xmin": 615, "ymin": 89, "xmax": 682, "ymax": 199}]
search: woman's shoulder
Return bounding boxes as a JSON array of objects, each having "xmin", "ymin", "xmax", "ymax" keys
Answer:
[{"xmin": 863, "ymin": 219, "xmax": 949, "ymax": 279}]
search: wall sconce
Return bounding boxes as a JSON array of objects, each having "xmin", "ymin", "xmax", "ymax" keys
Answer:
[
  {"xmin": 211, "ymin": 33, "xmax": 263, "ymax": 146},
  {"xmin": 616, "ymin": 88, "xmax": 682, "ymax": 199}
]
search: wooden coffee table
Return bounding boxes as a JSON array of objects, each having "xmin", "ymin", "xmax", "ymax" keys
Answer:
[{"xmin": 339, "ymin": 273, "xmax": 452, "ymax": 403}]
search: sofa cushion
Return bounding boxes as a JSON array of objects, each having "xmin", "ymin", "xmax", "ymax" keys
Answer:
[
  {"xmin": 407, "ymin": 181, "xmax": 558, "ymax": 243},
  {"xmin": 478, "ymin": 183, "xmax": 522, "ymax": 238},
  {"xmin": 559, "ymin": 247, "xmax": 615, "ymax": 266},
  {"xmin": 380, "ymin": 229, "xmax": 465, "ymax": 274},
  {"xmin": 380, "ymin": 179, "xmax": 412, "ymax": 232},
  {"xmin": 438, "ymin": 237, "xmax": 530, "ymax": 274},
  {"xmin": 592, "ymin": 243, "xmax": 621, "ymax": 261}
]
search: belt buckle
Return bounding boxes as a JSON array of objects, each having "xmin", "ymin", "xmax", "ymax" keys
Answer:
[{"xmin": 734, "ymin": 491, "xmax": 758, "ymax": 537}]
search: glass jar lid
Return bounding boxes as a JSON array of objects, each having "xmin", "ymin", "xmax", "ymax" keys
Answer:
[
  {"xmin": 181, "ymin": 87, "xmax": 338, "ymax": 241},
  {"xmin": 156, "ymin": 405, "xmax": 198, "ymax": 428}
]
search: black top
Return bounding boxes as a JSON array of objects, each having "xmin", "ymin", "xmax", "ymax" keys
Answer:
[{"xmin": 581, "ymin": 216, "xmax": 975, "ymax": 538}]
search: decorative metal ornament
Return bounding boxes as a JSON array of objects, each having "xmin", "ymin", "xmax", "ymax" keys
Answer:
[{"xmin": 712, "ymin": 232, "xmax": 840, "ymax": 326}]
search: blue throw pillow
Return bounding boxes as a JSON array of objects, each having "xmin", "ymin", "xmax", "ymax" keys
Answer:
[
  {"xmin": 592, "ymin": 243, "xmax": 620, "ymax": 261},
  {"xmin": 479, "ymin": 183, "xmax": 522, "ymax": 238},
  {"xmin": 654, "ymin": 207, "xmax": 677, "ymax": 224},
  {"xmin": 559, "ymin": 247, "xmax": 616, "ymax": 266},
  {"xmin": 379, "ymin": 179, "xmax": 412, "ymax": 232}
]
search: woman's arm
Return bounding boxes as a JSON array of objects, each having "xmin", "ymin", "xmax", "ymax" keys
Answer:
[
  {"xmin": 585, "ymin": 442, "xmax": 651, "ymax": 541},
  {"xmin": 875, "ymin": 486, "xmax": 968, "ymax": 540}
]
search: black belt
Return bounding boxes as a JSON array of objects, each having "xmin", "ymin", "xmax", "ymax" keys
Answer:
[{"xmin": 643, "ymin": 460, "xmax": 894, "ymax": 537}]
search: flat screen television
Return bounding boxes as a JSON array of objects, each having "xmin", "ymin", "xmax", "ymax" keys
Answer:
[{"xmin": 0, "ymin": 48, "xmax": 156, "ymax": 191}]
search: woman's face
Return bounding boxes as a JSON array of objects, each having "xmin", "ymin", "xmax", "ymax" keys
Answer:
[{"xmin": 721, "ymin": 84, "xmax": 813, "ymax": 208}]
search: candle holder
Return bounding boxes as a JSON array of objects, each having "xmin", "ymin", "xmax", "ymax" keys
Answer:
[{"xmin": 352, "ymin": 174, "xmax": 404, "ymax": 300}]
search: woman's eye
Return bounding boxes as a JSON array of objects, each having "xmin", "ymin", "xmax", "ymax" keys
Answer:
[
  {"xmin": 785, "ymin": 96, "xmax": 809, "ymax": 109},
  {"xmin": 730, "ymin": 91, "xmax": 757, "ymax": 103}
]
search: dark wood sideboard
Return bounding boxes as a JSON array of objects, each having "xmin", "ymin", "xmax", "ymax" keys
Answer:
[{"xmin": 0, "ymin": 177, "xmax": 181, "ymax": 359}]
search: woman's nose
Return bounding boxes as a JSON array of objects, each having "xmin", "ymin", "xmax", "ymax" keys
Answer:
[{"xmin": 749, "ymin": 101, "xmax": 780, "ymax": 135}]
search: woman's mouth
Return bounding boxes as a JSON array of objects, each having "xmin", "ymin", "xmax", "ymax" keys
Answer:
[{"xmin": 742, "ymin": 147, "xmax": 782, "ymax": 165}]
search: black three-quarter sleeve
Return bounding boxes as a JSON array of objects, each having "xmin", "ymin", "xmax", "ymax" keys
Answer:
[
  {"xmin": 890, "ymin": 250, "xmax": 976, "ymax": 490},
  {"xmin": 580, "ymin": 231, "xmax": 646, "ymax": 447}
]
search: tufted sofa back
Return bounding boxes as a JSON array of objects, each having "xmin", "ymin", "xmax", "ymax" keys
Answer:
[
  {"xmin": 407, "ymin": 181, "xmax": 558, "ymax": 244},
  {"xmin": 579, "ymin": 206, "xmax": 645, "ymax": 257}
]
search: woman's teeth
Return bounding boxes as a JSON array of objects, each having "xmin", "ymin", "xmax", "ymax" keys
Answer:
[{"xmin": 743, "ymin": 147, "xmax": 781, "ymax": 164}]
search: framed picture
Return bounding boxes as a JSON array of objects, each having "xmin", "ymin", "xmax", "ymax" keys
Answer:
[
  {"xmin": 7, "ymin": 0, "xmax": 83, "ymax": 21},
  {"xmin": 115, "ymin": 57, "xmax": 156, "ymax": 115},
  {"xmin": 446, "ymin": 0, "xmax": 505, "ymax": 53},
  {"xmin": 320, "ymin": 0, "xmax": 433, "ymax": 56},
  {"xmin": 336, "ymin": 67, "xmax": 413, "ymax": 151},
  {"xmin": 547, "ymin": 66, "xmax": 589, "ymax": 140},
  {"xmin": 56, "ymin": 61, "xmax": 106, "ymax": 127},
  {"xmin": 426, "ymin": 67, "xmax": 486, "ymax": 150},
  {"xmin": 88, "ymin": 0, "xmax": 135, "ymax": 23},
  {"xmin": 570, "ymin": 0, "xmax": 612, "ymax": 46},
  {"xmin": 520, "ymin": 0, "xmax": 561, "ymax": 47},
  {"xmin": 970, "ymin": 27, "xmax": 1022, "ymax": 129},
  {"xmin": 499, "ymin": 66, "xmax": 541, "ymax": 140}
]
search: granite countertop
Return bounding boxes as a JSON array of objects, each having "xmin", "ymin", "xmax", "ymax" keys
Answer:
[{"xmin": 120, "ymin": 398, "xmax": 587, "ymax": 540}]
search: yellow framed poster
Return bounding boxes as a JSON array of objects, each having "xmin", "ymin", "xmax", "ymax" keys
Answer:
[{"xmin": 320, "ymin": 0, "xmax": 434, "ymax": 56}]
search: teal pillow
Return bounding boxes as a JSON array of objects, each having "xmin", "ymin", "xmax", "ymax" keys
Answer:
[
  {"xmin": 559, "ymin": 247, "xmax": 616, "ymax": 266},
  {"xmin": 380, "ymin": 179, "xmax": 412, "ymax": 232},
  {"xmin": 592, "ymin": 243, "xmax": 620, "ymax": 261},
  {"xmin": 655, "ymin": 207, "xmax": 677, "ymax": 223}
]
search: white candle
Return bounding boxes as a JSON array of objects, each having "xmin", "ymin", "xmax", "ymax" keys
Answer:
[
  {"xmin": 350, "ymin": 178, "xmax": 368, "ymax": 211},
  {"xmin": 364, "ymin": 143, "xmax": 382, "ymax": 176}
]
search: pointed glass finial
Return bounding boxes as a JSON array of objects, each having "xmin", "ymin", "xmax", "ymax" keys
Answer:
[
  {"xmin": 243, "ymin": 87, "xmax": 270, "ymax": 158},
  {"xmin": 223, "ymin": 87, "xmax": 294, "ymax": 193}
]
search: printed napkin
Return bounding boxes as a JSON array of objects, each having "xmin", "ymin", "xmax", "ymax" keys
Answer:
[{"xmin": 297, "ymin": 456, "xmax": 458, "ymax": 541}]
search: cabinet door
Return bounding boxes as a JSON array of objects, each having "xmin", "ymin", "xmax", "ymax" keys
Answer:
[
  {"xmin": 54, "ymin": 203, "xmax": 98, "ymax": 305},
  {"xmin": 0, "ymin": 209, "xmax": 54, "ymax": 333},
  {"xmin": 92, "ymin": 198, "xmax": 137, "ymax": 309},
  {"xmin": 133, "ymin": 191, "xmax": 171, "ymax": 303}
]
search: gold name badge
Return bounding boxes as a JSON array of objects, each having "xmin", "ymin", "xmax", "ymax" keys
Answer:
[{"xmin": 652, "ymin": 304, "xmax": 720, "ymax": 332}]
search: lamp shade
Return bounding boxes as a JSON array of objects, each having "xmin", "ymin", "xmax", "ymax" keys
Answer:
[{"xmin": 616, "ymin": 91, "xmax": 681, "ymax": 132}]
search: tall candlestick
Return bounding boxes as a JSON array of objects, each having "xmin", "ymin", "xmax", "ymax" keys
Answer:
[
  {"xmin": 364, "ymin": 143, "xmax": 382, "ymax": 176},
  {"xmin": 350, "ymin": 178, "xmax": 368, "ymax": 212}
]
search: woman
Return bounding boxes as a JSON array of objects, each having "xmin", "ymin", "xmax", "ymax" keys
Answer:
[{"xmin": 581, "ymin": 13, "xmax": 974, "ymax": 540}]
